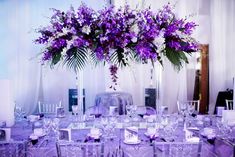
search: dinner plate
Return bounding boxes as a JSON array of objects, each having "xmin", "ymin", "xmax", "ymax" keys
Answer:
[
  {"xmin": 144, "ymin": 132, "xmax": 158, "ymax": 137},
  {"xmin": 187, "ymin": 127, "xmax": 200, "ymax": 131},
  {"xmin": 31, "ymin": 132, "xmax": 46, "ymax": 138},
  {"xmin": 57, "ymin": 115, "xmax": 65, "ymax": 118},
  {"xmin": 123, "ymin": 139, "xmax": 141, "ymax": 145},
  {"xmin": 87, "ymin": 133, "xmax": 102, "ymax": 138}
]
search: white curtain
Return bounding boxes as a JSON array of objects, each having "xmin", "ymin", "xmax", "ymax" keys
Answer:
[
  {"xmin": 2, "ymin": 0, "xmax": 234, "ymax": 115},
  {"xmin": 0, "ymin": 0, "xmax": 107, "ymax": 114},
  {"xmin": 209, "ymin": 0, "xmax": 235, "ymax": 112}
]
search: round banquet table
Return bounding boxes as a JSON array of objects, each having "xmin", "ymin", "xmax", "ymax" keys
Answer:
[
  {"xmin": 1, "ymin": 114, "xmax": 235, "ymax": 157},
  {"xmin": 95, "ymin": 92, "xmax": 133, "ymax": 115}
]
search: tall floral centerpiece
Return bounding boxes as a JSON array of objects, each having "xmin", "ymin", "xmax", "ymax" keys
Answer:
[{"xmin": 35, "ymin": 4, "xmax": 198, "ymax": 89}]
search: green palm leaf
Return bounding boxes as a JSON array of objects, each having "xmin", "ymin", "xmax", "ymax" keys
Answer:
[
  {"xmin": 63, "ymin": 47, "xmax": 88, "ymax": 73},
  {"xmin": 164, "ymin": 47, "xmax": 190, "ymax": 70}
]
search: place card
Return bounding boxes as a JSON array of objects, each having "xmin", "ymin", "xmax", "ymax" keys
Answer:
[
  {"xmin": 124, "ymin": 127, "xmax": 138, "ymax": 142},
  {"xmin": 0, "ymin": 128, "xmax": 11, "ymax": 141},
  {"xmin": 56, "ymin": 107, "xmax": 65, "ymax": 118},
  {"xmin": 58, "ymin": 129, "xmax": 71, "ymax": 141}
]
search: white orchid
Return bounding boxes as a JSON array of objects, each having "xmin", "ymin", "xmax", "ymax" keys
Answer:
[{"xmin": 82, "ymin": 25, "xmax": 91, "ymax": 35}]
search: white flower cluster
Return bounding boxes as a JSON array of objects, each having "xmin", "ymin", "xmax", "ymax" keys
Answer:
[
  {"xmin": 82, "ymin": 25, "xmax": 91, "ymax": 35},
  {"xmin": 153, "ymin": 30, "xmax": 166, "ymax": 52}
]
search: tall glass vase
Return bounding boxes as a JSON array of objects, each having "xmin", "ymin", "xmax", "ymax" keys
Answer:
[{"xmin": 76, "ymin": 73, "xmax": 84, "ymax": 114}]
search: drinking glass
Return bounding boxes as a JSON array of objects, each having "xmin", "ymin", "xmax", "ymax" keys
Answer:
[
  {"xmin": 43, "ymin": 118, "xmax": 51, "ymax": 136},
  {"xmin": 187, "ymin": 104, "xmax": 195, "ymax": 116},
  {"xmin": 51, "ymin": 118, "xmax": 60, "ymax": 139},
  {"xmin": 72, "ymin": 105, "xmax": 80, "ymax": 121},
  {"xmin": 101, "ymin": 117, "xmax": 110, "ymax": 139},
  {"xmin": 180, "ymin": 103, "xmax": 188, "ymax": 117},
  {"xmin": 109, "ymin": 116, "xmax": 117, "ymax": 137},
  {"xmin": 126, "ymin": 104, "xmax": 132, "ymax": 117}
]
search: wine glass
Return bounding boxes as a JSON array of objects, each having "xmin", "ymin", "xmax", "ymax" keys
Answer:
[
  {"xmin": 43, "ymin": 118, "xmax": 51, "ymax": 137},
  {"xmin": 180, "ymin": 103, "xmax": 188, "ymax": 117},
  {"xmin": 126, "ymin": 104, "xmax": 132, "ymax": 117},
  {"xmin": 101, "ymin": 117, "xmax": 110, "ymax": 139},
  {"xmin": 161, "ymin": 116, "xmax": 169, "ymax": 129},
  {"xmin": 109, "ymin": 116, "xmax": 117, "ymax": 137},
  {"xmin": 51, "ymin": 118, "xmax": 60, "ymax": 132},
  {"xmin": 72, "ymin": 105, "xmax": 80, "ymax": 121},
  {"xmin": 187, "ymin": 104, "xmax": 195, "ymax": 116}
]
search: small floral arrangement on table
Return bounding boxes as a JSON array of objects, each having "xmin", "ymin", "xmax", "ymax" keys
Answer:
[{"xmin": 35, "ymin": 3, "xmax": 198, "ymax": 90}]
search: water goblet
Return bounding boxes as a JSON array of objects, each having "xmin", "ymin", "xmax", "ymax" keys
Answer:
[
  {"xmin": 43, "ymin": 118, "xmax": 51, "ymax": 137},
  {"xmin": 72, "ymin": 105, "xmax": 80, "ymax": 121},
  {"xmin": 126, "ymin": 104, "xmax": 132, "ymax": 117},
  {"xmin": 187, "ymin": 104, "xmax": 195, "ymax": 116},
  {"xmin": 180, "ymin": 103, "xmax": 188, "ymax": 117}
]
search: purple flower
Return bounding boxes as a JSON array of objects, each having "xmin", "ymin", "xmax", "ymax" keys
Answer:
[
  {"xmin": 167, "ymin": 41, "xmax": 181, "ymax": 51},
  {"xmin": 184, "ymin": 22, "xmax": 197, "ymax": 35},
  {"xmin": 95, "ymin": 47, "xmax": 104, "ymax": 60},
  {"xmin": 136, "ymin": 43, "xmax": 157, "ymax": 60},
  {"xmin": 35, "ymin": 3, "xmax": 199, "ymax": 73},
  {"xmin": 73, "ymin": 37, "xmax": 86, "ymax": 48},
  {"xmin": 42, "ymin": 50, "xmax": 52, "ymax": 62},
  {"xmin": 51, "ymin": 38, "xmax": 67, "ymax": 49}
]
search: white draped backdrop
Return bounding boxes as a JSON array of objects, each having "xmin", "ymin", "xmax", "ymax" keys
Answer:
[{"xmin": 0, "ymin": 0, "xmax": 234, "ymax": 114}]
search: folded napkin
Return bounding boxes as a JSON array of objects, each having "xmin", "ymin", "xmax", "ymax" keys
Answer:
[
  {"xmin": 27, "ymin": 115, "xmax": 40, "ymax": 122},
  {"xmin": 186, "ymin": 137, "xmax": 200, "ymax": 143}
]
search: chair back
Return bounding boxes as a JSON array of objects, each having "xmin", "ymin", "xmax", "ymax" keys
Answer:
[
  {"xmin": 153, "ymin": 141, "xmax": 202, "ymax": 157},
  {"xmin": 0, "ymin": 141, "xmax": 26, "ymax": 157},
  {"xmin": 177, "ymin": 100, "xmax": 200, "ymax": 113},
  {"xmin": 38, "ymin": 101, "xmax": 62, "ymax": 114},
  {"xmin": 225, "ymin": 99, "xmax": 233, "ymax": 110},
  {"xmin": 56, "ymin": 141, "xmax": 104, "ymax": 157}
]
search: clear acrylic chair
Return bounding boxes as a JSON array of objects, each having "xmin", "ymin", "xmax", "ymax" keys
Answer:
[
  {"xmin": 0, "ymin": 141, "xmax": 26, "ymax": 157},
  {"xmin": 225, "ymin": 99, "xmax": 233, "ymax": 110},
  {"xmin": 56, "ymin": 141, "xmax": 104, "ymax": 157},
  {"xmin": 177, "ymin": 100, "xmax": 200, "ymax": 113},
  {"xmin": 26, "ymin": 146, "xmax": 57, "ymax": 157},
  {"xmin": 153, "ymin": 141, "xmax": 202, "ymax": 157},
  {"xmin": 38, "ymin": 101, "xmax": 62, "ymax": 114}
]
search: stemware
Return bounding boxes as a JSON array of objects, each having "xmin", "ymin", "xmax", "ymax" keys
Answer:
[
  {"xmin": 180, "ymin": 103, "xmax": 188, "ymax": 117},
  {"xmin": 72, "ymin": 105, "xmax": 80, "ymax": 121},
  {"xmin": 126, "ymin": 104, "xmax": 132, "ymax": 117},
  {"xmin": 51, "ymin": 118, "xmax": 60, "ymax": 139},
  {"xmin": 101, "ymin": 117, "xmax": 111, "ymax": 139},
  {"xmin": 187, "ymin": 104, "xmax": 195, "ymax": 116},
  {"xmin": 43, "ymin": 118, "xmax": 51, "ymax": 137},
  {"xmin": 161, "ymin": 116, "xmax": 176, "ymax": 142}
]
